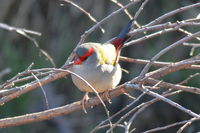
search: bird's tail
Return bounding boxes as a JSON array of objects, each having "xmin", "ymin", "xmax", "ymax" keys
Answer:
[
  {"xmin": 111, "ymin": 19, "xmax": 133, "ymax": 50},
  {"xmin": 111, "ymin": 19, "xmax": 133, "ymax": 65}
]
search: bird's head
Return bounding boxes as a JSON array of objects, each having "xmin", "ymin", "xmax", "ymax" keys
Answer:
[
  {"xmin": 70, "ymin": 20, "xmax": 133, "ymax": 66},
  {"xmin": 72, "ymin": 46, "xmax": 95, "ymax": 65}
]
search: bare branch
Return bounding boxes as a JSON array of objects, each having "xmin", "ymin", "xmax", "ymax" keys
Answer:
[
  {"xmin": 146, "ymin": 78, "xmax": 200, "ymax": 94},
  {"xmin": 0, "ymin": 22, "xmax": 56, "ymax": 67},
  {"xmin": 126, "ymin": 83, "xmax": 200, "ymax": 118},
  {"xmin": 144, "ymin": 57, "xmax": 200, "ymax": 80},
  {"xmin": 31, "ymin": 73, "xmax": 49, "ymax": 110},
  {"xmin": 142, "ymin": 117, "xmax": 200, "ymax": 133},
  {"xmin": 120, "ymin": 56, "xmax": 200, "ymax": 70},
  {"xmin": 64, "ymin": 0, "xmax": 142, "ymax": 66},
  {"xmin": 62, "ymin": 0, "xmax": 105, "ymax": 33},
  {"xmin": 106, "ymin": 92, "xmax": 146, "ymax": 133},
  {"xmin": 125, "ymin": 20, "xmax": 200, "ymax": 47},
  {"xmin": 145, "ymin": 2, "xmax": 200, "ymax": 26},
  {"xmin": 0, "ymin": 88, "xmax": 21, "ymax": 97},
  {"xmin": 1, "ymin": 1, "xmax": 200, "ymax": 131},
  {"xmin": 178, "ymin": 73, "xmax": 200, "ymax": 85},
  {"xmin": 90, "ymin": 92, "xmax": 146, "ymax": 133},
  {"xmin": 110, "ymin": 0, "xmax": 133, "ymax": 19},
  {"xmin": 133, "ymin": 0, "xmax": 149, "ymax": 20},
  {"xmin": 0, "ymin": 23, "xmax": 41, "ymax": 36},
  {"xmin": 176, "ymin": 117, "xmax": 199, "ymax": 133},
  {"xmin": 139, "ymin": 31, "xmax": 200, "ymax": 80}
]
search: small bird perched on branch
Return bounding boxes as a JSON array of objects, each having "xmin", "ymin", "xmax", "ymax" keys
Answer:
[{"xmin": 70, "ymin": 20, "xmax": 133, "ymax": 112}]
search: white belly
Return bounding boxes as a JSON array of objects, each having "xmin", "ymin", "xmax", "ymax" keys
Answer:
[{"xmin": 71, "ymin": 64, "xmax": 122, "ymax": 93}]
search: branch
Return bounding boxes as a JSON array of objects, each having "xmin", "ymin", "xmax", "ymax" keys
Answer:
[
  {"xmin": 1, "ymin": 58, "xmax": 200, "ymax": 128},
  {"xmin": 1, "ymin": 1, "xmax": 200, "ymax": 131},
  {"xmin": 62, "ymin": 0, "xmax": 105, "ymax": 33},
  {"xmin": 64, "ymin": 0, "xmax": 142, "ymax": 66},
  {"xmin": 139, "ymin": 31, "xmax": 200, "ymax": 80},
  {"xmin": 0, "ymin": 23, "xmax": 41, "ymax": 36},
  {"xmin": 0, "ymin": 22, "xmax": 55, "ymax": 67},
  {"xmin": 144, "ymin": 57, "xmax": 200, "ymax": 80},
  {"xmin": 126, "ymin": 83, "xmax": 200, "ymax": 118},
  {"xmin": 0, "ymin": 70, "xmax": 69, "ymax": 104},
  {"xmin": 145, "ymin": 2, "xmax": 200, "ymax": 26},
  {"xmin": 110, "ymin": 0, "xmax": 133, "ymax": 19},
  {"xmin": 142, "ymin": 117, "xmax": 200, "ymax": 133},
  {"xmin": 0, "ymin": 82, "xmax": 128, "ymax": 127},
  {"xmin": 176, "ymin": 117, "xmax": 198, "ymax": 133},
  {"xmin": 120, "ymin": 56, "xmax": 200, "ymax": 70},
  {"xmin": 124, "ymin": 20, "xmax": 200, "ymax": 47},
  {"xmin": 146, "ymin": 78, "xmax": 200, "ymax": 94}
]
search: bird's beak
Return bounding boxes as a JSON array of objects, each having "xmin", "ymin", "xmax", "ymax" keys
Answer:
[
  {"xmin": 67, "ymin": 52, "xmax": 76, "ymax": 66},
  {"xmin": 71, "ymin": 52, "xmax": 82, "ymax": 65}
]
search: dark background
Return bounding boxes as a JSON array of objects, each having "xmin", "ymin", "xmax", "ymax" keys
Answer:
[{"xmin": 0, "ymin": 0, "xmax": 200, "ymax": 132}]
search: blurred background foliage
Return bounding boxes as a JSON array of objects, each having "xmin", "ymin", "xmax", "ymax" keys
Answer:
[{"xmin": 0, "ymin": 0, "xmax": 200, "ymax": 133}]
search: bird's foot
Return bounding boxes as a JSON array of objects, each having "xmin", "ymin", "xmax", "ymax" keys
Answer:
[
  {"xmin": 81, "ymin": 92, "xmax": 89, "ymax": 114},
  {"xmin": 103, "ymin": 90, "xmax": 112, "ymax": 104}
]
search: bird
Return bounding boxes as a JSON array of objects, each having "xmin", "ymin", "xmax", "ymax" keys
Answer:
[{"xmin": 69, "ymin": 20, "xmax": 133, "ymax": 112}]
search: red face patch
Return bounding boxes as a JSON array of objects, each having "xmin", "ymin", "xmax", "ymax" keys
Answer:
[{"xmin": 74, "ymin": 48, "xmax": 94, "ymax": 65}]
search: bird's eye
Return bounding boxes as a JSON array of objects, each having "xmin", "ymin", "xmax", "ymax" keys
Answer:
[
  {"xmin": 84, "ymin": 56, "xmax": 88, "ymax": 60},
  {"xmin": 77, "ymin": 56, "xmax": 88, "ymax": 63}
]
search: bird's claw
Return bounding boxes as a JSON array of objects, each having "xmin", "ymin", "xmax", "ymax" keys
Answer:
[
  {"xmin": 103, "ymin": 91, "xmax": 112, "ymax": 104},
  {"xmin": 81, "ymin": 92, "xmax": 89, "ymax": 114}
]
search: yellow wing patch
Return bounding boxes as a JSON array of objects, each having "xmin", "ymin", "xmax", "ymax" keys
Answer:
[
  {"xmin": 98, "ymin": 46, "xmax": 107, "ymax": 65},
  {"xmin": 98, "ymin": 44, "xmax": 117, "ymax": 66}
]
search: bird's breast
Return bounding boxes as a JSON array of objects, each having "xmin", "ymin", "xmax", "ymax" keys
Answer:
[{"xmin": 71, "ymin": 63, "xmax": 122, "ymax": 93}]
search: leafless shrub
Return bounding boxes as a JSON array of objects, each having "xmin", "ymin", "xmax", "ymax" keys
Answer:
[{"xmin": 0, "ymin": 0, "xmax": 200, "ymax": 132}]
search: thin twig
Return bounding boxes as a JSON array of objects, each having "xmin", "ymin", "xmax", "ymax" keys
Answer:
[
  {"xmin": 107, "ymin": 89, "xmax": 183, "ymax": 133},
  {"xmin": 176, "ymin": 117, "xmax": 199, "ymax": 133},
  {"xmin": 124, "ymin": 20, "xmax": 200, "ymax": 47},
  {"xmin": 62, "ymin": 0, "xmax": 105, "ymax": 33},
  {"xmin": 106, "ymin": 92, "xmax": 146, "ymax": 133},
  {"xmin": 0, "ymin": 22, "xmax": 55, "ymax": 67},
  {"xmin": 52, "ymin": 69, "xmax": 113, "ymax": 130},
  {"xmin": 146, "ymin": 78, "xmax": 200, "ymax": 94},
  {"xmin": 90, "ymin": 92, "xmax": 146, "ymax": 133},
  {"xmin": 20, "ymin": 33, "xmax": 56, "ymax": 67},
  {"xmin": 0, "ymin": 23, "xmax": 41, "ymax": 36},
  {"xmin": 142, "ymin": 117, "xmax": 200, "ymax": 133},
  {"xmin": 126, "ymin": 83, "xmax": 200, "ymax": 118},
  {"xmin": 178, "ymin": 73, "xmax": 200, "ymax": 85},
  {"xmin": 0, "ymin": 80, "xmax": 126, "ymax": 128},
  {"xmin": 139, "ymin": 31, "xmax": 200, "ymax": 80},
  {"xmin": 124, "ymin": 25, "xmax": 180, "ymax": 47},
  {"xmin": 143, "ymin": 57, "xmax": 200, "ymax": 80},
  {"xmin": 1, "ymin": 54, "xmax": 200, "ymax": 108},
  {"xmin": 0, "ymin": 88, "xmax": 21, "ymax": 97},
  {"xmin": 132, "ymin": 0, "xmax": 149, "ymax": 32},
  {"xmin": 120, "ymin": 56, "xmax": 200, "ymax": 70},
  {"xmin": 77, "ymin": 0, "xmax": 140, "ymax": 46},
  {"xmin": 0, "ymin": 63, "xmax": 34, "ymax": 89},
  {"xmin": 145, "ymin": 2, "xmax": 200, "ymax": 26},
  {"xmin": 31, "ymin": 73, "xmax": 49, "ymax": 110},
  {"xmin": 133, "ymin": 0, "xmax": 149, "ymax": 20},
  {"xmin": 130, "ymin": 20, "xmax": 200, "ymax": 37},
  {"xmin": 64, "ymin": 0, "xmax": 142, "ymax": 66},
  {"xmin": 110, "ymin": 0, "xmax": 133, "ymax": 19}
]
